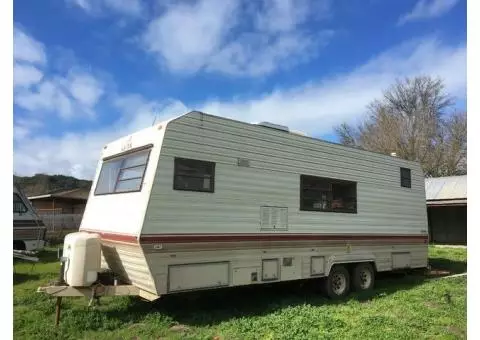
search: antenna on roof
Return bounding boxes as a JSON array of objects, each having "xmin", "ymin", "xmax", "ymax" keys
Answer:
[{"xmin": 151, "ymin": 107, "xmax": 158, "ymax": 126}]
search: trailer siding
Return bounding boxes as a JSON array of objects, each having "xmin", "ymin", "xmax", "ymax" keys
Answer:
[
  {"xmin": 143, "ymin": 112, "xmax": 427, "ymax": 236},
  {"xmin": 100, "ymin": 241, "xmax": 156, "ymax": 294},
  {"xmin": 139, "ymin": 242, "xmax": 427, "ymax": 295},
  {"xmin": 89, "ymin": 111, "xmax": 428, "ymax": 297}
]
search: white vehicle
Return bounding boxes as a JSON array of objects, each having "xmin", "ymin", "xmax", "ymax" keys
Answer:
[
  {"xmin": 39, "ymin": 111, "xmax": 429, "ymax": 321},
  {"xmin": 13, "ymin": 182, "xmax": 47, "ymax": 251}
]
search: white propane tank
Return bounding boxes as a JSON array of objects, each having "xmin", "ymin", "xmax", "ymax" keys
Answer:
[{"xmin": 62, "ymin": 232, "xmax": 101, "ymax": 287}]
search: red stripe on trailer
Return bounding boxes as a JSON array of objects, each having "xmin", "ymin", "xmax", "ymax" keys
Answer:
[
  {"xmin": 81, "ymin": 230, "xmax": 428, "ymax": 244},
  {"xmin": 81, "ymin": 230, "xmax": 139, "ymax": 243},
  {"xmin": 138, "ymin": 233, "xmax": 428, "ymax": 243}
]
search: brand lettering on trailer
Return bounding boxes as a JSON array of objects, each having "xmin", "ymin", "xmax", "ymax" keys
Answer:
[{"xmin": 121, "ymin": 136, "xmax": 132, "ymax": 151}]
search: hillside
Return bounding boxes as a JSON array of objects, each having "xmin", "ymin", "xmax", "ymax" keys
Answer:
[{"xmin": 13, "ymin": 174, "xmax": 92, "ymax": 197}]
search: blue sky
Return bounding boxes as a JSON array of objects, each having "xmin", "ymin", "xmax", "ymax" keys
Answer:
[{"xmin": 13, "ymin": 0, "xmax": 466, "ymax": 179}]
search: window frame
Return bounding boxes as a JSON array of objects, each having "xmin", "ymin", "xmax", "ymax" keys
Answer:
[
  {"xmin": 299, "ymin": 174, "xmax": 358, "ymax": 214},
  {"xmin": 94, "ymin": 145, "xmax": 152, "ymax": 196},
  {"xmin": 400, "ymin": 167, "xmax": 412, "ymax": 188},
  {"xmin": 13, "ymin": 193, "xmax": 28, "ymax": 214},
  {"xmin": 173, "ymin": 157, "xmax": 216, "ymax": 193}
]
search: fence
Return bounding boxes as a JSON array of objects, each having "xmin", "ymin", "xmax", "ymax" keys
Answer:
[{"xmin": 38, "ymin": 213, "xmax": 83, "ymax": 231}]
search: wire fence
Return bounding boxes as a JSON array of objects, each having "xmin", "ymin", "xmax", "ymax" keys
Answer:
[
  {"xmin": 39, "ymin": 213, "xmax": 83, "ymax": 231},
  {"xmin": 37, "ymin": 213, "xmax": 83, "ymax": 244}
]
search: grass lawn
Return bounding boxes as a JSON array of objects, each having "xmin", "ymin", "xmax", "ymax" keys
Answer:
[{"xmin": 14, "ymin": 246, "xmax": 467, "ymax": 340}]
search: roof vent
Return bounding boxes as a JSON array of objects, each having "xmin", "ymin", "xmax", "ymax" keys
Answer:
[
  {"xmin": 290, "ymin": 130, "xmax": 307, "ymax": 137},
  {"xmin": 256, "ymin": 121, "xmax": 289, "ymax": 132}
]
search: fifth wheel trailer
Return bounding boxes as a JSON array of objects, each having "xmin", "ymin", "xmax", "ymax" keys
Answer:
[
  {"xmin": 13, "ymin": 182, "xmax": 47, "ymax": 251},
  {"xmin": 39, "ymin": 110, "xmax": 429, "ymax": 307}
]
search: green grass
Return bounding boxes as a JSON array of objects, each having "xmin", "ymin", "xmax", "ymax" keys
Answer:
[{"xmin": 14, "ymin": 246, "xmax": 467, "ymax": 340}]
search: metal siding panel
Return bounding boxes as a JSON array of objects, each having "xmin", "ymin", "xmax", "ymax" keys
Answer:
[
  {"xmin": 100, "ymin": 242, "xmax": 156, "ymax": 294},
  {"xmin": 143, "ymin": 243, "xmax": 427, "ymax": 295},
  {"xmin": 143, "ymin": 114, "xmax": 427, "ymax": 236}
]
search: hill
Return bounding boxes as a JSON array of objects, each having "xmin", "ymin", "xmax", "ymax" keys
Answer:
[{"xmin": 13, "ymin": 174, "xmax": 92, "ymax": 197}]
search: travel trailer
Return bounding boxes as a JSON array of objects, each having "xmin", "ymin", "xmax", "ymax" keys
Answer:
[
  {"xmin": 39, "ymin": 111, "xmax": 429, "ymax": 320},
  {"xmin": 13, "ymin": 182, "xmax": 47, "ymax": 251}
]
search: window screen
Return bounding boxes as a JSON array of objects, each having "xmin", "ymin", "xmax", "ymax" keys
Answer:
[
  {"xmin": 173, "ymin": 158, "xmax": 215, "ymax": 192},
  {"xmin": 94, "ymin": 148, "xmax": 150, "ymax": 195},
  {"xmin": 400, "ymin": 167, "xmax": 411, "ymax": 188},
  {"xmin": 13, "ymin": 193, "xmax": 28, "ymax": 213},
  {"xmin": 300, "ymin": 175, "xmax": 357, "ymax": 213}
]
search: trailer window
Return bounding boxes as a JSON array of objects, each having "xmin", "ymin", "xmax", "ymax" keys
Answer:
[
  {"xmin": 173, "ymin": 158, "xmax": 215, "ymax": 193},
  {"xmin": 94, "ymin": 149, "xmax": 150, "ymax": 195},
  {"xmin": 13, "ymin": 193, "xmax": 28, "ymax": 213},
  {"xmin": 400, "ymin": 167, "xmax": 411, "ymax": 188},
  {"xmin": 300, "ymin": 175, "xmax": 357, "ymax": 213}
]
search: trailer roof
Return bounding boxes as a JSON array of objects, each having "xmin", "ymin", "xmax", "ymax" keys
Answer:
[{"xmin": 173, "ymin": 111, "xmax": 422, "ymax": 167}]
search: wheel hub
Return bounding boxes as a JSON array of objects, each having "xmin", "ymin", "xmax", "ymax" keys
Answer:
[
  {"xmin": 332, "ymin": 273, "xmax": 346, "ymax": 294},
  {"xmin": 359, "ymin": 269, "xmax": 372, "ymax": 289}
]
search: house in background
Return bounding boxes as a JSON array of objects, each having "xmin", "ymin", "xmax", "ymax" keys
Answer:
[
  {"xmin": 425, "ymin": 175, "xmax": 467, "ymax": 245},
  {"xmin": 28, "ymin": 187, "xmax": 91, "ymax": 230}
]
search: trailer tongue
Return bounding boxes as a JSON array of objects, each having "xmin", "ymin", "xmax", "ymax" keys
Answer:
[{"xmin": 37, "ymin": 231, "xmax": 158, "ymax": 326}]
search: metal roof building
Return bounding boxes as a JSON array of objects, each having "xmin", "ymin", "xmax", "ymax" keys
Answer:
[
  {"xmin": 425, "ymin": 175, "xmax": 467, "ymax": 245},
  {"xmin": 425, "ymin": 175, "xmax": 467, "ymax": 207}
]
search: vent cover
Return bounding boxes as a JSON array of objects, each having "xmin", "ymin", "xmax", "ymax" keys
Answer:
[
  {"xmin": 260, "ymin": 206, "xmax": 288, "ymax": 230},
  {"xmin": 256, "ymin": 122, "xmax": 289, "ymax": 132}
]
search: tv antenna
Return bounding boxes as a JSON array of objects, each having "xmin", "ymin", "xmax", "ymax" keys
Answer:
[{"xmin": 151, "ymin": 107, "xmax": 159, "ymax": 126}]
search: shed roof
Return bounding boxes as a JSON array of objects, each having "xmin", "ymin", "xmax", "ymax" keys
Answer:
[
  {"xmin": 28, "ymin": 187, "xmax": 90, "ymax": 201},
  {"xmin": 425, "ymin": 175, "xmax": 467, "ymax": 206}
]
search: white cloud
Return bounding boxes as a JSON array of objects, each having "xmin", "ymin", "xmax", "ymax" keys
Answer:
[
  {"xmin": 13, "ymin": 118, "xmax": 43, "ymax": 142},
  {"xmin": 14, "ymin": 27, "xmax": 47, "ymax": 65},
  {"xmin": 13, "ymin": 63, "xmax": 44, "ymax": 88},
  {"xmin": 13, "ymin": 37, "xmax": 466, "ymax": 179},
  {"xmin": 254, "ymin": 0, "xmax": 311, "ymax": 33},
  {"xmin": 142, "ymin": 0, "xmax": 332, "ymax": 77},
  {"xmin": 13, "ymin": 25, "xmax": 105, "ymax": 120},
  {"xmin": 67, "ymin": 72, "xmax": 105, "ymax": 107},
  {"xmin": 14, "ymin": 81, "xmax": 74, "ymax": 119},
  {"xmin": 143, "ymin": 0, "xmax": 239, "ymax": 73},
  {"xmin": 398, "ymin": 0, "xmax": 459, "ymax": 25},
  {"xmin": 15, "ymin": 71, "xmax": 105, "ymax": 120},
  {"xmin": 68, "ymin": 0, "xmax": 144, "ymax": 16},
  {"xmin": 201, "ymin": 38, "xmax": 466, "ymax": 131},
  {"xmin": 14, "ymin": 96, "xmax": 188, "ymax": 179}
]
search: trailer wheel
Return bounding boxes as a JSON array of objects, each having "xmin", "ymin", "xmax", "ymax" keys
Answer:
[
  {"xmin": 324, "ymin": 265, "xmax": 350, "ymax": 299},
  {"xmin": 13, "ymin": 241, "xmax": 26, "ymax": 251},
  {"xmin": 352, "ymin": 263, "xmax": 375, "ymax": 291}
]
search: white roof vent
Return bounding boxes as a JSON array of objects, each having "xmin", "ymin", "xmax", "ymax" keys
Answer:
[
  {"xmin": 290, "ymin": 130, "xmax": 307, "ymax": 136},
  {"xmin": 256, "ymin": 121, "xmax": 289, "ymax": 132}
]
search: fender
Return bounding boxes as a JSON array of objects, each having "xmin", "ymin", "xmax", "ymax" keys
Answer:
[{"xmin": 325, "ymin": 252, "xmax": 376, "ymax": 276}]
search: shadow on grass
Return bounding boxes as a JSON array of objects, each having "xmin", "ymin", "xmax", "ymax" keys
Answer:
[
  {"xmin": 428, "ymin": 258, "xmax": 467, "ymax": 277},
  {"xmin": 14, "ymin": 272, "xmax": 40, "ymax": 284},
  {"xmin": 36, "ymin": 248, "xmax": 62, "ymax": 264},
  {"xmin": 98, "ymin": 257, "xmax": 466, "ymax": 328}
]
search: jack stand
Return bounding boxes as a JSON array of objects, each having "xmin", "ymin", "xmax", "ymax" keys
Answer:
[{"xmin": 55, "ymin": 297, "xmax": 62, "ymax": 326}]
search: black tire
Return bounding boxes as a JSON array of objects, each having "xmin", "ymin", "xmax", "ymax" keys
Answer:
[
  {"xmin": 324, "ymin": 265, "xmax": 350, "ymax": 299},
  {"xmin": 352, "ymin": 263, "xmax": 375, "ymax": 292},
  {"xmin": 13, "ymin": 241, "xmax": 26, "ymax": 251}
]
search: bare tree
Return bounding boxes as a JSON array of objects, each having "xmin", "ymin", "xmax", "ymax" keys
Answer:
[{"xmin": 335, "ymin": 76, "xmax": 466, "ymax": 177}]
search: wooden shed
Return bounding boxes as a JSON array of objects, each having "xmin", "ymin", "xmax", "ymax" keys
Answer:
[{"xmin": 425, "ymin": 175, "xmax": 467, "ymax": 245}]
